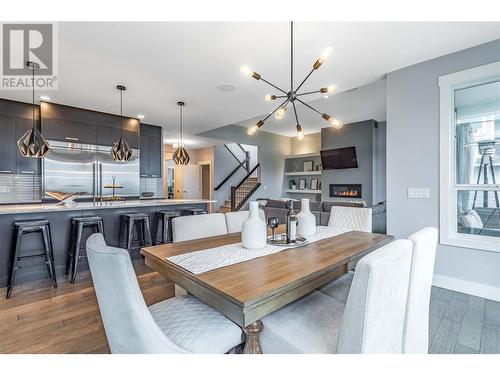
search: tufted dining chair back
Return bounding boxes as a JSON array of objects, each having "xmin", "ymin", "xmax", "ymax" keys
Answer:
[{"xmin": 328, "ymin": 206, "xmax": 372, "ymax": 233}]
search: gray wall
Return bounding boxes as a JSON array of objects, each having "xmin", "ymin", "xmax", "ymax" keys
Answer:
[
  {"xmin": 199, "ymin": 125, "xmax": 291, "ymax": 209},
  {"xmin": 386, "ymin": 39, "xmax": 500, "ymax": 294},
  {"xmin": 212, "ymin": 143, "xmax": 257, "ymax": 210},
  {"xmin": 374, "ymin": 122, "xmax": 387, "ymax": 204},
  {"xmin": 321, "ymin": 120, "xmax": 378, "ymax": 205}
]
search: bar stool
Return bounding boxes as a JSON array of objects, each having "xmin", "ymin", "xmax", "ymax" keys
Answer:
[
  {"xmin": 119, "ymin": 213, "xmax": 152, "ymax": 253},
  {"xmin": 180, "ymin": 208, "xmax": 208, "ymax": 216},
  {"xmin": 155, "ymin": 211, "xmax": 181, "ymax": 245},
  {"xmin": 66, "ymin": 216, "xmax": 104, "ymax": 284},
  {"xmin": 7, "ymin": 219, "xmax": 57, "ymax": 299}
]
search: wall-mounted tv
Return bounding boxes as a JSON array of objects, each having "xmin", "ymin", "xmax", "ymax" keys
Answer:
[{"xmin": 320, "ymin": 146, "xmax": 358, "ymax": 170}]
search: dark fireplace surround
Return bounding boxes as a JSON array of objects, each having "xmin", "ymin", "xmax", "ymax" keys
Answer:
[{"xmin": 329, "ymin": 184, "xmax": 362, "ymax": 199}]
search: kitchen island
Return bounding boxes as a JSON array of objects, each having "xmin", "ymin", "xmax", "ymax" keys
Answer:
[{"xmin": 0, "ymin": 199, "xmax": 215, "ymax": 287}]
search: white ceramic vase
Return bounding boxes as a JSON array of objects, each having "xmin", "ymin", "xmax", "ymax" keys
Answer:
[
  {"xmin": 297, "ymin": 198, "xmax": 316, "ymax": 236},
  {"xmin": 242, "ymin": 201, "xmax": 267, "ymax": 250}
]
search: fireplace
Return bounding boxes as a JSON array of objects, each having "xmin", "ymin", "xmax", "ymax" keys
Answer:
[{"xmin": 329, "ymin": 184, "xmax": 362, "ymax": 198}]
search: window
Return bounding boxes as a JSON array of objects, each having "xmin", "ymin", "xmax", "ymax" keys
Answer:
[{"xmin": 440, "ymin": 61, "xmax": 500, "ymax": 252}]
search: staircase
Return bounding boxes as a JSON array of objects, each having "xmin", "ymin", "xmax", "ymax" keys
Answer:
[
  {"xmin": 218, "ymin": 177, "xmax": 258, "ymax": 213},
  {"xmin": 214, "ymin": 143, "xmax": 261, "ymax": 213}
]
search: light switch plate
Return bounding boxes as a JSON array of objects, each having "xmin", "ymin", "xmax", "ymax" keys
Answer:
[{"xmin": 408, "ymin": 188, "xmax": 430, "ymax": 199}]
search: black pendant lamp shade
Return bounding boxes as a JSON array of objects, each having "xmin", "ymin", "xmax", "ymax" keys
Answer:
[
  {"xmin": 17, "ymin": 61, "xmax": 49, "ymax": 158},
  {"xmin": 173, "ymin": 101, "xmax": 190, "ymax": 165},
  {"xmin": 111, "ymin": 85, "xmax": 132, "ymax": 162}
]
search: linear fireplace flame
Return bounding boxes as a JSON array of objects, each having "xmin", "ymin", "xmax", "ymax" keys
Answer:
[{"xmin": 329, "ymin": 184, "xmax": 362, "ymax": 199}]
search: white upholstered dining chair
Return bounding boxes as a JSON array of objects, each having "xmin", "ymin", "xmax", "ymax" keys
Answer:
[
  {"xmin": 224, "ymin": 209, "xmax": 265, "ymax": 234},
  {"xmin": 259, "ymin": 239, "xmax": 413, "ymax": 353},
  {"xmin": 403, "ymin": 227, "xmax": 438, "ymax": 353},
  {"xmin": 172, "ymin": 213, "xmax": 228, "ymax": 242},
  {"xmin": 86, "ymin": 233, "xmax": 243, "ymax": 354},
  {"xmin": 318, "ymin": 206, "xmax": 372, "ymax": 302},
  {"xmin": 327, "ymin": 205, "xmax": 372, "ymax": 233},
  {"xmin": 319, "ymin": 227, "xmax": 439, "ymax": 353}
]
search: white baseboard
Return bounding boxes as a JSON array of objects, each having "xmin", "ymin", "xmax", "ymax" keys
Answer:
[{"xmin": 432, "ymin": 274, "xmax": 500, "ymax": 302}]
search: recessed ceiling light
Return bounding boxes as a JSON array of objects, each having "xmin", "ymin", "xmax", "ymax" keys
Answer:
[
  {"xmin": 137, "ymin": 114, "xmax": 145, "ymax": 119},
  {"xmin": 40, "ymin": 95, "xmax": 50, "ymax": 101},
  {"xmin": 218, "ymin": 83, "xmax": 235, "ymax": 92}
]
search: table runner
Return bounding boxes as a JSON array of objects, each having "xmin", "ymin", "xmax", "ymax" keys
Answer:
[{"xmin": 167, "ymin": 226, "xmax": 345, "ymax": 274}]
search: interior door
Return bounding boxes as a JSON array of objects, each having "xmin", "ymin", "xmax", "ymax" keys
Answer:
[{"xmin": 182, "ymin": 164, "xmax": 201, "ymax": 199}]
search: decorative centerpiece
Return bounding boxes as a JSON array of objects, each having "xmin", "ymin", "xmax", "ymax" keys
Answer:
[
  {"xmin": 103, "ymin": 176, "xmax": 125, "ymax": 202},
  {"xmin": 45, "ymin": 191, "xmax": 86, "ymax": 208},
  {"xmin": 297, "ymin": 198, "xmax": 317, "ymax": 236},
  {"xmin": 242, "ymin": 201, "xmax": 267, "ymax": 250}
]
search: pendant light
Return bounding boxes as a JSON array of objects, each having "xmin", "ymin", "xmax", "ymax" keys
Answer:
[
  {"xmin": 241, "ymin": 22, "xmax": 343, "ymax": 139},
  {"xmin": 172, "ymin": 101, "xmax": 190, "ymax": 165},
  {"xmin": 17, "ymin": 61, "xmax": 50, "ymax": 158},
  {"xmin": 111, "ymin": 85, "xmax": 132, "ymax": 162}
]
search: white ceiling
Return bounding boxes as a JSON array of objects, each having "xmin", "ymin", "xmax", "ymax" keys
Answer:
[{"xmin": 1, "ymin": 22, "xmax": 499, "ymax": 145}]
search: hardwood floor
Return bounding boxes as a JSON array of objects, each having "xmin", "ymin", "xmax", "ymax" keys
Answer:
[
  {"xmin": 0, "ymin": 261, "xmax": 173, "ymax": 354},
  {"xmin": 429, "ymin": 286, "xmax": 500, "ymax": 354},
  {"xmin": 0, "ymin": 266, "xmax": 498, "ymax": 354}
]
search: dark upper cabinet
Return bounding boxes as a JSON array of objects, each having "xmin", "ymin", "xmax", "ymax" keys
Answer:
[
  {"xmin": 0, "ymin": 99, "xmax": 41, "ymax": 175},
  {"xmin": 140, "ymin": 124, "xmax": 162, "ymax": 178},
  {"xmin": 148, "ymin": 135, "xmax": 162, "ymax": 177},
  {"xmin": 41, "ymin": 102, "xmax": 139, "ymax": 148},
  {"xmin": 42, "ymin": 118, "xmax": 97, "ymax": 144},
  {"xmin": 97, "ymin": 126, "xmax": 139, "ymax": 149},
  {"xmin": 0, "ymin": 114, "xmax": 16, "ymax": 173},
  {"xmin": 15, "ymin": 117, "xmax": 41, "ymax": 175},
  {"xmin": 139, "ymin": 135, "xmax": 149, "ymax": 177}
]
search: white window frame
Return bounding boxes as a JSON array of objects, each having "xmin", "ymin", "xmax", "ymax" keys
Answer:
[{"xmin": 439, "ymin": 61, "xmax": 500, "ymax": 252}]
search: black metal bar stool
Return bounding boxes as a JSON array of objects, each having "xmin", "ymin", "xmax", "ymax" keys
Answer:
[
  {"xmin": 155, "ymin": 211, "xmax": 181, "ymax": 245},
  {"xmin": 180, "ymin": 207, "xmax": 208, "ymax": 216},
  {"xmin": 66, "ymin": 216, "xmax": 104, "ymax": 284},
  {"xmin": 7, "ymin": 219, "xmax": 57, "ymax": 298},
  {"xmin": 119, "ymin": 213, "xmax": 152, "ymax": 253}
]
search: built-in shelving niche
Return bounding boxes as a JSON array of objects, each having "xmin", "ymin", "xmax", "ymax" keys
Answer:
[{"xmin": 282, "ymin": 153, "xmax": 322, "ymax": 201}]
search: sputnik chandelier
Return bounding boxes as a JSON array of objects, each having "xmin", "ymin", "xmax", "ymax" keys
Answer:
[{"xmin": 241, "ymin": 22, "xmax": 342, "ymax": 139}]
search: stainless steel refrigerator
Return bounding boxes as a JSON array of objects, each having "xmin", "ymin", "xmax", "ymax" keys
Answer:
[{"xmin": 43, "ymin": 141, "xmax": 140, "ymax": 202}]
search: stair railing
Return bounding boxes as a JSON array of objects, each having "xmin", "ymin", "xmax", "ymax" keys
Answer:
[
  {"xmin": 214, "ymin": 144, "xmax": 251, "ymax": 191},
  {"xmin": 230, "ymin": 163, "xmax": 261, "ymax": 211}
]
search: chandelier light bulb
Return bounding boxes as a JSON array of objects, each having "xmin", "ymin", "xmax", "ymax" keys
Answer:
[
  {"xmin": 265, "ymin": 95, "xmax": 276, "ymax": 101},
  {"xmin": 240, "ymin": 65, "xmax": 261, "ymax": 80},
  {"xmin": 247, "ymin": 125, "xmax": 258, "ymax": 135},
  {"xmin": 320, "ymin": 47, "xmax": 333, "ymax": 62},
  {"xmin": 327, "ymin": 84, "xmax": 337, "ymax": 93},
  {"xmin": 275, "ymin": 106, "xmax": 287, "ymax": 120},
  {"xmin": 333, "ymin": 120, "xmax": 344, "ymax": 129},
  {"xmin": 329, "ymin": 118, "xmax": 344, "ymax": 129},
  {"xmin": 240, "ymin": 65, "xmax": 252, "ymax": 77},
  {"xmin": 247, "ymin": 120, "xmax": 264, "ymax": 135},
  {"xmin": 296, "ymin": 125, "xmax": 304, "ymax": 141},
  {"xmin": 322, "ymin": 113, "xmax": 343, "ymax": 129}
]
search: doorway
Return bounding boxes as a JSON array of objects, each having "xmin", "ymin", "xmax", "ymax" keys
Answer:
[{"xmin": 200, "ymin": 163, "xmax": 211, "ymax": 200}]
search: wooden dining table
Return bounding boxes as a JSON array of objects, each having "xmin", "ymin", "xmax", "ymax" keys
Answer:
[{"xmin": 141, "ymin": 228, "xmax": 393, "ymax": 354}]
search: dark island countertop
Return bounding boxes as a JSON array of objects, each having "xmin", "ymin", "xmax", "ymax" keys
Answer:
[{"xmin": 0, "ymin": 199, "xmax": 215, "ymax": 287}]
